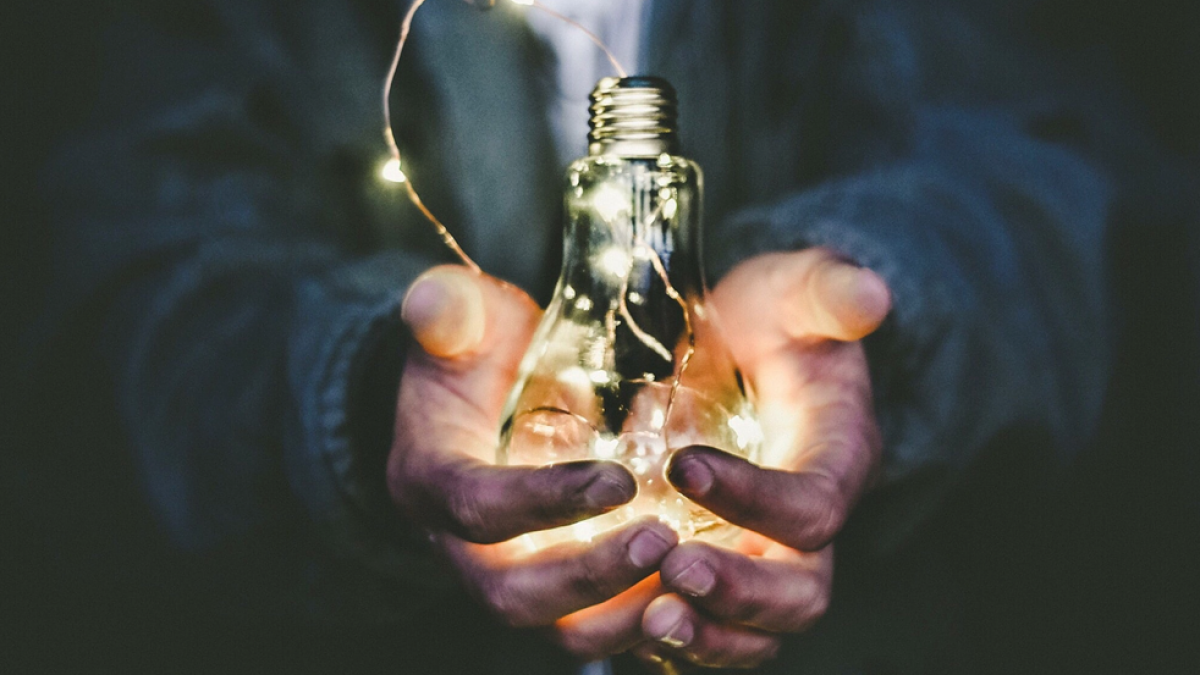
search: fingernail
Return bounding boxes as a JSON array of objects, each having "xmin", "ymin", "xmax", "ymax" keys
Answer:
[
  {"xmin": 846, "ymin": 267, "xmax": 891, "ymax": 318},
  {"xmin": 627, "ymin": 528, "xmax": 673, "ymax": 568},
  {"xmin": 823, "ymin": 265, "xmax": 891, "ymax": 336},
  {"xmin": 668, "ymin": 452, "xmax": 714, "ymax": 497},
  {"xmin": 645, "ymin": 600, "xmax": 693, "ymax": 648},
  {"xmin": 401, "ymin": 268, "xmax": 485, "ymax": 357},
  {"xmin": 670, "ymin": 559, "xmax": 716, "ymax": 597},
  {"xmin": 583, "ymin": 470, "xmax": 634, "ymax": 510}
]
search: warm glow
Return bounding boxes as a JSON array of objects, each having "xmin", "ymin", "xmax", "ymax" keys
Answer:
[
  {"xmin": 593, "ymin": 185, "xmax": 630, "ymax": 222},
  {"xmin": 598, "ymin": 247, "xmax": 632, "ymax": 278},
  {"xmin": 594, "ymin": 436, "xmax": 619, "ymax": 459},
  {"xmin": 381, "ymin": 157, "xmax": 407, "ymax": 183},
  {"xmin": 630, "ymin": 456, "xmax": 652, "ymax": 476},
  {"xmin": 729, "ymin": 414, "xmax": 765, "ymax": 450},
  {"xmin": 571, "ymin": 519, "xmax": 597, "ymax": 542},
  {"xmin": 661, "ymin": 197, "xmax": 678, "ymax": 220},
  {"xmin": 510, "ymin": 0, "xmax": 534, "ymax": 5}
]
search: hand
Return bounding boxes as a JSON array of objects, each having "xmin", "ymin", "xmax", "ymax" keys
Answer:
[
  {"xmin": 635, "ymin": 249, "xmax": 891, "ymax": 670},
  {"xmin": 387, "ymin": 265, "xmax": 679, "ymax": 657}
]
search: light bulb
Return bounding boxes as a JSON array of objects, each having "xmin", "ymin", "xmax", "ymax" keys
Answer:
[
  {"xmin": 499, "ymin": 77, "xmax": 762, "ymax": 548},
  {"xmin": 380, "ymin": 157, "xmax": 407, "ymax": 183}
]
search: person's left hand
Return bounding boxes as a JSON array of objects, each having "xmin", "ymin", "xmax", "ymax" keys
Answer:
[
  {"xmin": 390, "ymin": 266, "xmax": 678, "ymax": 659},
  {"xmin": 633, "ymin": 248, "xmax": 892, "ymax": 670}
]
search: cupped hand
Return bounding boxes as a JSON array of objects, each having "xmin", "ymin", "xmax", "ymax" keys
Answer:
[
  {"xmin": 637, "ymin": 249, "xmax": 891, "ymax": 670},
  {"xmin": 388, "ymin": 265, "xmax": 678, "ymax": 659}
]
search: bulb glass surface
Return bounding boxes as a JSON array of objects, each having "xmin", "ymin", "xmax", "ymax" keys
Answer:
[{"xmin": 499, "ymin": 153, "xmax": 761, "ymax": 549}]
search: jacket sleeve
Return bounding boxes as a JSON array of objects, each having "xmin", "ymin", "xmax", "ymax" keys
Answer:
[
  {"xmin": 37, "ymin": 1, "xmax": 457, "ymax": 619},
  {"xmin": 707, "ymin": 0, "xmax": 1128, "ymax": 551}
]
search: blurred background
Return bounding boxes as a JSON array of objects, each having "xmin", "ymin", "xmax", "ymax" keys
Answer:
[{"xmin": 4, "ymin": 1, "xmax": 1198, "ymax": 672}]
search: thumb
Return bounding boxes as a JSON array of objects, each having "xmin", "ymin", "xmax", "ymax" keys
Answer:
[
  {"xmin": 716, "ymin": 250, "xmax": 891, "ymax": 346},
  {"xmin": 800, "ymin": 253, "xmax": 891, "ymax": 341},
  {"xmin": 396, "ymin": 265, "xmax": 542, "ymax": 463},
  {"xmin": 401, "ymin": 266, "xmax": 488, "ymax": 358}
]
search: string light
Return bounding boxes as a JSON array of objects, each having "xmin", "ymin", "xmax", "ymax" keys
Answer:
[
  {"xmin": 519, "ymin": 1, "xmax": 628, "ymax": 78},
  {"xmin": 597, "ymin": 247, "xmax": 632, "ymax": 278},
  {"xmin": 380, "ymin": 5, "xmax": 721, "ymax": 529},
  {"xmin": 379, "ymin": 0, "xmax": 630, "ymax": 275},
  {"xmin": 380, "ymin": 157, "xmax": 407, "ymax": 183}
]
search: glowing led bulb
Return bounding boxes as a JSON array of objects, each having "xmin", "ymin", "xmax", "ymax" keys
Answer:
[
  {"xmin": 592, "ymin": 185, "xmax": 630, "ymax": 222},
  {"xmin": 498, "ymin": 77, "xmax": 761, "ymax": 550},
  {"xmin": 728, "ymin": 414, "xmax": 765, "ymax": 451},
  {"xmin": 597, "ymin": 248, "xmax": 632, "ymax": 278},
  {"xmin": 380, "ymin": 157, "xmax": 407, "ymax": 183}
]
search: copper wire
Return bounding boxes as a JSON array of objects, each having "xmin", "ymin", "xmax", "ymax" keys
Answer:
[
  {"xmin": 383, "ymin": 0, "xmax": 480, "ymax": 272},
  {"xmin": 381, "ymin": 0, "xmax": 694, "ymax": 445},
  {"xmin": 382, "ymin": 0, "xmax": 629, "ymax": 274},
  {"xmin": 528, "ymin": 1, "xmax": 629, "ymax": 78}
]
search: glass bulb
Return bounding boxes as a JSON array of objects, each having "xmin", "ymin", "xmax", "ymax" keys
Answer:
[{"xmin": 498, "ymin": 77, "xmax": 761, "ymax": 549}]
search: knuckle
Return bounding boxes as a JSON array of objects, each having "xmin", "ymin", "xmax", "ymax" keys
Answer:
[
  {"xmin": 794, "ymin": 474, "xmax": 846, "ymax": 549},
  {"xmin": 386, "ymin": 454, "xmax": 425, "ymax": 519},
  {"xmin": 692, "ymin": 641, "xmax": 740, "ymax": 670},
  {"xmin": 529, "ymin": 465, "xmax": 587, "ymax": 520},
  {"xmin": 481, "ymin": 577, "xmax": 534, "ymax": 629},
  {"xmin": 713, "ymin": 578, "xmax": 758, "ymax": 624},
  {"xmin": 748, "ymin": 639, "xmax": 784, "ymax": 668},
  {"xmin": 807, "ymin": 583, "xmax": 831, "ymax": 623},
  {"xmin": 696, "ymin": 635, "xmax": 780, "ymax": 670},
  {"xmin": 756, "ymin": 641, "xmax": 783, "ymax": 667},
  {"xmin": 550, "ymin": 627, "xmax": 608, "ymax": 662},
  {"xmin": 785, "ymin": 579, "xmax": 830, "ymax": 632},
  {"xmin": 570, "ymin": 556, "xmax": 624, "ymax": 602},
  {"xmin": 448, "ymin": 482, "xmax": 496, "ymax": 543}
]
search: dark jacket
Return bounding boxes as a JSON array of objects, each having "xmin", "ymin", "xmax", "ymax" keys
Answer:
[{"xmin": 25, "ymin": 0, "xmax": 1158, "ymax": 670}]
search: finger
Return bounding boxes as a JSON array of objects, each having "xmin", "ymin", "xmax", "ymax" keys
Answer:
[
  {"xmin": 392, "ymin": 267, "xmax": 563, "ymax": 537},
  {"xmin": 709, "ymin": 250, "xmax": 883, "ymax": 497},
  {"xmin": 401, "ymin": 265, "xmax": 488, "ymax": 358},
  {"xmin": 643, "ymin": 595, "xmax": 782, "ymax": 670},
  {"xmin": 659, "ymin": 541, "xmax": 832, "ymax": 633},
  {"xmin": 395, "ymin": 458, "xmax": 636, "ymax": 544},
  {"xmin": 395, "ymin": 266, "xmax": 541, "ymax": 465},
  {"xmin": 714, "ymin": 249, "xmax": 890, "ymax": 346},
  {"xmin": 444, "ymin": 518, "xmax": 678, "ymax": 628},
  {"xmin": 802, "ymin": 253, "xmax": 891, "ymax": 341},
  {"xmin": 667, "ymin": 445, "xmax": 852, "ymax": 551},
  {"xmin": 551, "ymin": 574, "xmax": 664, "ymax": 661}
]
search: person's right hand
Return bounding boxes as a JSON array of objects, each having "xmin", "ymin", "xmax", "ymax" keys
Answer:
[{"xmin": 388, "ymin": 265, "xmax": 679, "ymax": 658}]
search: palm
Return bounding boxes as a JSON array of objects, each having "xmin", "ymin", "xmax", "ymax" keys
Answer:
[{"xmin": 633, "ymin": 248, "xmax": 890, "ymax": 670}]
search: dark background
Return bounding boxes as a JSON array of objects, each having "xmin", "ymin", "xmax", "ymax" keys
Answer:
[{"xmin": 4, "ymin": 1, "xmax": 1198, "ymax": 672}]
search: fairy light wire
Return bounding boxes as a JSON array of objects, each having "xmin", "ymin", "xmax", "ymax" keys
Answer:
[
  {"xmin": 525, "ymin": 0, "xmax": 628, "ymax": 78},
  {"xmin": 382, "ymin": 0, "xmax": 694, "ymax": 441},
  {"xmin": 382, "ymin": 0, "xmax": 482, "ymax": 272},
  {"xmin": 381, "ymin": 0, "xmax": 423, "ymax": 165}
]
